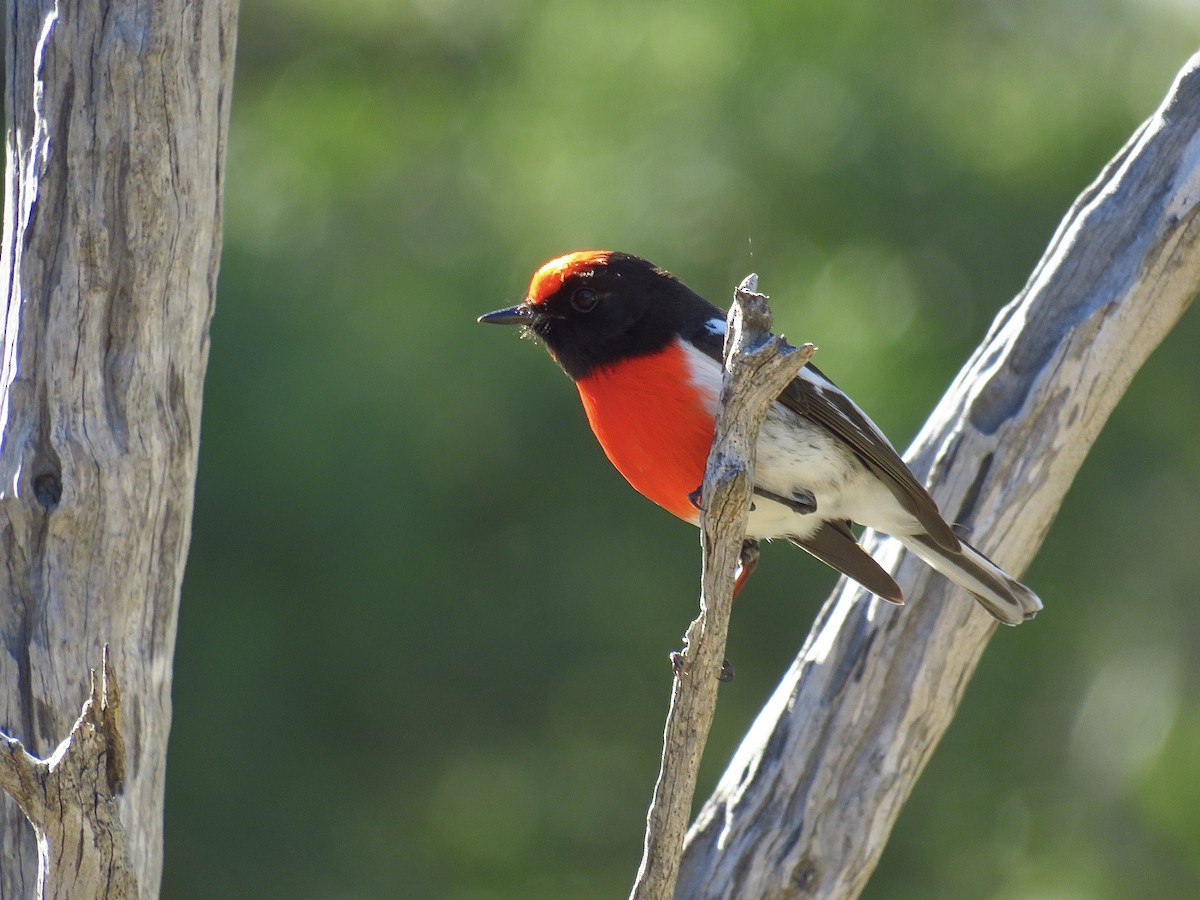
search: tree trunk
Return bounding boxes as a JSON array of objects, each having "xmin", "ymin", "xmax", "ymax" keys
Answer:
[
  {"xmin": 675, "ymin": 51, "xmax": 1200, "ymax": 899},
  {"xmin": 0, "ymin": 1, "xmax": 237, "ymax": 895}
]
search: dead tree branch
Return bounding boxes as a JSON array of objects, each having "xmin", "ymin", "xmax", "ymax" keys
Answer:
[
  {"xmin": 675, "ymin": 50, "xmax": 1200, "ymax": 899},
  {"xmin": 631, "ymin": 277, "xmax": 813, "ymax": 899},
  {"xmin": 0, "ymin": 649, "xmax": 138, "ymax": 900}
]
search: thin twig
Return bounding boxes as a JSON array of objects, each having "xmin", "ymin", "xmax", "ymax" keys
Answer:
[{"xmin": 630, "ymin": 276, "xmax": 815, "ymax": 899}]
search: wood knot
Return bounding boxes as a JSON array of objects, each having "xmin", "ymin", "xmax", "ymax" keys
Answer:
[
  {"xmin": 32, "ymin": 470, "xmax": 62, "ymax": 508},
  {"xmin": 790, "ymin": 854, "xmax": 819, "ymax": 893}
]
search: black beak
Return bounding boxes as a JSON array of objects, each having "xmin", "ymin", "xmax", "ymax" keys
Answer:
[{"xmin": 478, "ymin": 304, "xmax": 532, "ymax": 326}]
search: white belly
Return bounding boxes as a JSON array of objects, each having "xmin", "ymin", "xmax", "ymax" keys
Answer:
[
  {"xmin": 746, "ymin": 403, "xmax": 922, "ymax": 541},
  {"xmin": 677, "ymin": 336, "xmax": 922, "ymax": 542}
]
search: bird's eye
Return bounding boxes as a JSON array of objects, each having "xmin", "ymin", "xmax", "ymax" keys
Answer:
[{"xmin": 571, "ymin": 287, "xmax": 600, "ymax": 312}]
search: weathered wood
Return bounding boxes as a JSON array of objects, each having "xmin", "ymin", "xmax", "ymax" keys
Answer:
[
  {"xmin": 0, "ymin": 649, "xmax": 139, "ymax": 899},
  {"xmin": 0, "ymin": 1, "xmax": 237, "ymax": 895},
  {"xmin": 630, "ymin": 276, "xmax": 812, "ymax": 900},
  {"xmin": 676, "ymin": 51, "xmax": 1200, "ymax": 900},
  {"xmin": 675, "ymin": 51, "xmax": 1200, "ymax": 899}
]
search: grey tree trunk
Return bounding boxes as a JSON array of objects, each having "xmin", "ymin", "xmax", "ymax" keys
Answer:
[{"xmin": 0, "ymin": 1, "xmax": 237, "ymax": 896}]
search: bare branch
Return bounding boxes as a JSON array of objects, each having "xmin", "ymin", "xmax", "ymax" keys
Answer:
[
  {"xmin": 676, "ymin": 51, "xmax": 1200, "ymax": 899},
  {"xmin": 0, "ymin": 648, "xmax": 139, "ymax": 899},
  {"xmin": 631, "ymin": 277, "xmax": 814, "ymax": 899}
]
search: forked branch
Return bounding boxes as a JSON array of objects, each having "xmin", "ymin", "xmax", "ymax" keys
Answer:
[{"xmin": 0, "ymin": 647, "xmax": 139, "ymax": 900}]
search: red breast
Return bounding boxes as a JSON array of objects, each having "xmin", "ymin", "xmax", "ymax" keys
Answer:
[{"xmin": 575, "ymin": 340, "xmax": 716, "ymax": 524}]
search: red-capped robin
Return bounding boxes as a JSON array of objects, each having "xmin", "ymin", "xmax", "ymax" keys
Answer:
[{"xmin": 480, "ymin": 251, "xmax": 1041, "ymax": 624}]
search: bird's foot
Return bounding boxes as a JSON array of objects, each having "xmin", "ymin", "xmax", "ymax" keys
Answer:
[{"xmin": 754, "ymin": 486, "xmax": 817, "ymax": 515}]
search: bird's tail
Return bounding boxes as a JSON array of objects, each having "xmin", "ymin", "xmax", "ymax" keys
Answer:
[{"xmin": 896, "ymin": 533, "xmax": 1042, "ymax": 626}]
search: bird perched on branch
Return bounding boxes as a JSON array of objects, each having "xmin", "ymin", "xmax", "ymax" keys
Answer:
[{"xmin": 480, "ymin": 251, "xmax": 1041, "ymax": 624}]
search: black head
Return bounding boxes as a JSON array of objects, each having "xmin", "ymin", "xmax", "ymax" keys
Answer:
[{"xmin": 478, "ymin": 251, "xmax": 722, "ymax": 380}]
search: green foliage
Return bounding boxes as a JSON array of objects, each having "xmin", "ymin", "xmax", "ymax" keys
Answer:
[{"xmin": 164, "ymin": 1, "xmax": 1200, "ymax": 896}]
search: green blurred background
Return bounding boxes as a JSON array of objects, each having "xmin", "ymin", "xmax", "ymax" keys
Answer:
[{"xmin": 163, "ymin": 2, "xmax": 1200, "ymax": 897}]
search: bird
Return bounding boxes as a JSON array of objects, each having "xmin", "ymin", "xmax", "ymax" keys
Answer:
[{"xmin": 479, "ymin": 250, "xmax": 1041, "ymax": 625}]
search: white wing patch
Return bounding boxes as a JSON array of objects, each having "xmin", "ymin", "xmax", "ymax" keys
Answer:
[
  {"xmin": 704, "ymin": 317, "xmax": 726, "ymax": 336},
  {"xmin": 677, "ymin": 337, "xmax": 722, "ymax": 414},
  {"xmin": 798, "ymin": 366, "xmax": 834, "ymax": 393},
  {"xmin": 798, "ymin": 366, "xmax": 897, "ymax": 452}
]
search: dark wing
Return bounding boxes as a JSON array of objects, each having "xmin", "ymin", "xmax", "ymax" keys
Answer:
[
  {"xmin": 789, "ymin": 521, "xmax": 903, "ymax": 604},
  {"xmin": 682, "ymin": 316, "xmax": 958, "ymax": 552},
  {"xmin": 777, "ymin": 364, "xmax": 958, "ymax": 551}
]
